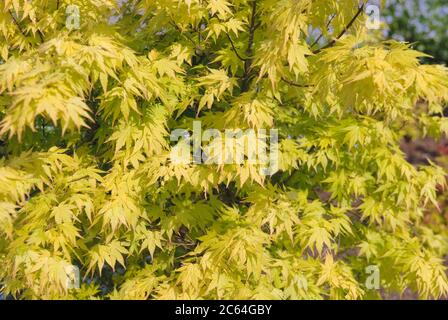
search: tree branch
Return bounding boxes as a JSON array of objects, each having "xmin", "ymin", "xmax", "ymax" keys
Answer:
[
  {"xmin": 37, "ymin": 30, "xmax": 45, "ymax": 43},
  {"xmin": 313, "ymin": 3, "xmax": 365, "ymax": 54},
  {"xmin": 9, "ymin": 11, "xmax": 27, "ymax": 38},
  {"xmin": 241, "ymin": 0, "xmax": 258, "ymax": 92},
  {"xmin": 225, "ymin": 32, "xmax": 248, "ymax": 62},
  {"xmin": 281, "ymin": 77, "xmax": 313, "ymax": 88},
  {"xmin": 310, "ymin": 13, "xmax": 336, "ymax": 48},
  {"xmin": 169, "ymin": 19, "xmax": 197, "ymax": 47}
]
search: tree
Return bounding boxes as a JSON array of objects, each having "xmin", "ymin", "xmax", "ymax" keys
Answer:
[{"xmin": 1, "ymin": 0, "xmax": 448, "ymax": 300}]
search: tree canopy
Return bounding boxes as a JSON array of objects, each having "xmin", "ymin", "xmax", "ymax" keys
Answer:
[{"xmin": 1, "ymin": 0, "xmax": 448, "ymax": 300}]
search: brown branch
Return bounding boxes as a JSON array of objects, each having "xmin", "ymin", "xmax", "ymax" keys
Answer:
[
  {"xmin": 225, "ymin": 32, "xmax": 248, "ymax": 62},
  {"xmin": 310, "ymin": 13, "xmax": 336, "ymax": 48},
  {"xmin": 245, "ymin": 1, "xmax": 257, "ymax": 57},
  {"xmin": 281, "ymin": 77, "xmax": 313, "ymax": 88},
  {"xmin": 241, "ymin": 0, "xmax": 258, "ymax": 92},
  {"xmin": 313, "ymin": 3, "xmax": 365, "ymax": 54}
]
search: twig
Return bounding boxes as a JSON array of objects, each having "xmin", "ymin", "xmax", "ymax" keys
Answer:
[
  {"xmin": 9, "ymin": 11, "xmax": 27, "ymax": 38},
  {"xmin": 310, "ymin": 13, "xmax": 336, "ymax": 48},
  {"xmin": 313, "ymin": 3, "xmax": 365, "ymax": 54},
  {"xmin": 225, "ymin": 32, "xmax": 247, "ymax": 62},
  {"xmin": 281, "ymin": 77, "xmax": 313, "ymax": 88},
  {"xmin": 169, "ymin": 19, "xmax": 197, "ymax": 47}
]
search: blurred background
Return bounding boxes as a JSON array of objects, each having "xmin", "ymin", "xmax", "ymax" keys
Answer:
[
  {"xmin": 386, "ymin": 0, "xmax": 448, "ymax": 268},
  {"xmin": 384, "ymin": 0, "xmax": 448, "ymax": 165},
  {"xmin": 385, "ymin": 0, "xmax": 448, "ymax": 65}
]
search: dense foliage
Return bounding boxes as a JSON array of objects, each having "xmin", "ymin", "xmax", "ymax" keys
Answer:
[{"xmin": 1, "ymin": 0, "xmax": 448, "ymax": 300}]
